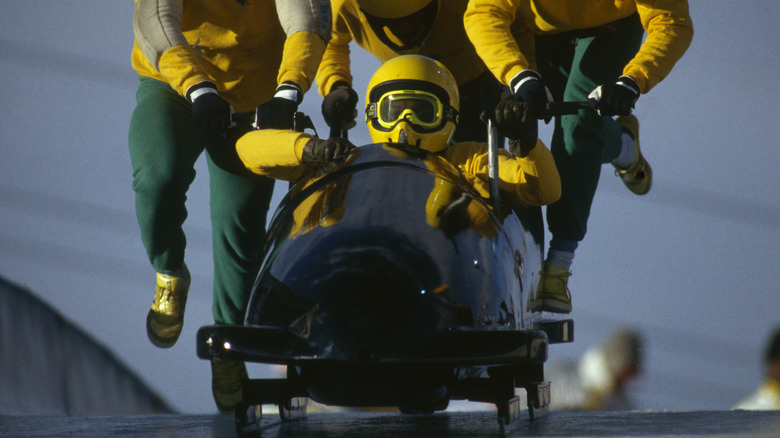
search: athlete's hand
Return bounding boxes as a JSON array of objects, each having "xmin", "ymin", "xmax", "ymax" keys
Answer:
[
  {"xmin": 188, "ymin": 84, "xmax": 232, "ymax": 132},
  {"xmin": 255, "ymin": 98, "xmax": 298, "ymax": 130},
  {"xmin": 255, "ymin": 82, "xmax": 302, "ymax": 130},
  {"xmin": 589, "ymin": 75, "xmax": 640, "ymax": 116},
  {"xmin": 322, "ymin": 82, "xmax": 358, "ymax": 130},
  {"xmin": 302, "ymin": 137, "xmax": 355, "ymax": 177},
  {"xmin": 510, "ymin": 69, "xmax": 553, "ymax": 122},
  {"xmin": 493, "ymin": 99, "xmax": 537, "ymax": 157}
]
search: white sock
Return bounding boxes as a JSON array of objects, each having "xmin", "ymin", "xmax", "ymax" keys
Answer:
[
  {"xmin": 546, "ymin": 248, "xmax": 575, "ymax": 272},
  {"xmin": 612, "ymin": 133, "xmax": 636, "ymax": 170}
]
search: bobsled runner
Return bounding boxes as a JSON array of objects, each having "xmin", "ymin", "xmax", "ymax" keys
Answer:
[{"xmin": 197, "ymin": 111, "xmax": 581, "ymax": 436}]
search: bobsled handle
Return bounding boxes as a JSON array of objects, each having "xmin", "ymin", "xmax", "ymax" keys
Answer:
[
  {"xmin": 293, "ymin": 112, "xmax": 317, "ymax": 134},
  {"xmin": 328, "ymin": 102, "xmax": 349, "ymax": 140},
  {"xmin": 538, "ymin": 100, "xmax": 598, "ymax": 118},
  {"xmin": 329, "ymin": 123, "xmax": 348, "ymax": 140},
  {"xmin": 229, "ymin": 111, "xmax": 317, "ymax": 135},
  {"xmin": 487, "ymin": 118, "xmax": 501, "ymax": 209}
]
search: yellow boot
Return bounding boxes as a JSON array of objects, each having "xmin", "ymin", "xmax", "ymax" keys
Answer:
[
  {"xmin": 146, "ymin": 264, "xmax": 190, "ymax": 348},
  {"xmin": 211, "ymin": 358, "xmax": 247, "ymax": 414},
  {"xmin": 531, "ymin": 261, "xmax": 572, "ymax": 314},
  {"xmin": 614, "ymin": 115, "xmax": 652, "ymax": 195}
]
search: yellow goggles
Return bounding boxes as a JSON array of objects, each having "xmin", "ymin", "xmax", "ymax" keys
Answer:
[{"xmin": 371, "ymin": 90, "xmax": 445, "ymax": 130}]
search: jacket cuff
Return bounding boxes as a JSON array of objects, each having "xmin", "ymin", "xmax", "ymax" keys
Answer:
[
  {"xmin": 510, "ymin": 69, "xmax": 541, "ymax": 96},
  {"xmin": 185, "ymin": 82, "xmax": 218, "ymax": 103},
  {"xmin": 274, "ymin": 82, "xmax": 303, "ymax": 104}
]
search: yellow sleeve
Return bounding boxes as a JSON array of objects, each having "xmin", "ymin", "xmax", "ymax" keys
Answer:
[
  {"xmin": 155, "ymin": 42, "xmax": 213, "ymax": 98},
  {"xmin": 133, "ymin": 0, "xmax": 212, "ymax": 97},
  {"xmin": 503, "ymin": 139, "xmax": 561, "ymax": 206},
  {"xmin": 464, "ymin": 0, "xmax": 532, "ymax": 86},
  {"xmin": 315, "ymin": 1, "xmax": 356, "ymax": 96},
  {"xmin": 277, "ymin": 30, "xmax": 327, "ymax": 93},
  {"xmin": 510, "ymin": 10, "xmax": 537, "ymax": 72},
  {"xmin": 447, "ymin": 140, "xmax": 561, "ymax": 206},
  {"xmin": 315, "ymin": 28, "xmax": 354, "ymax": 96},
  {"xmin": 236, "ymin": 130, "xmax": 313, "ymax": 181},
  {"xmin": 626, "ymin": 0, "xmax": 693, "ymax": 92}
]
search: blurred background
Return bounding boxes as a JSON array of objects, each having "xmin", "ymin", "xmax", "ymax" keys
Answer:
[{"xmin": 1, "ymin": 1, "xmax": 778, "ymax": 414}]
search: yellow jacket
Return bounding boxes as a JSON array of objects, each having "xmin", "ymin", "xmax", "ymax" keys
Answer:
[
  {"xmin": 236, "ymin": 130, "xmax": 561, "ymax": 207},
  {"xmin": 131, "ymin": 0, "xmax": 329, "ymax": 112},
  {"xmin": 464, "ymin": 0, "xmax": 693, "ymax": 93},
  {"xmin": 316, "ymin": 0, "xmax": 507, "ymax": 95},
  {"xmin": 445, "ymin": 140, "xmax": 560, "ymax": 206}
]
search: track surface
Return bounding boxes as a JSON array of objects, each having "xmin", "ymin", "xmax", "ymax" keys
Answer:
[{"xmin": 2, "ymin": 410, "xmax": 779, "ymax": 437}]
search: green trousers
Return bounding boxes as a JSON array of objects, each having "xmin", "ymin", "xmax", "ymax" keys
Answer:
[
  {"xmin": 536, "ymin": 14, "xmax": 644, "ymax": 242},
  {"xmin": 129, "ymin": 77, "xmax": 275, "ymax": 325}
]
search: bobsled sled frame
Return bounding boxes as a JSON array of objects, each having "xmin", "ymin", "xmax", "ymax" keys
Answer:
[{"xmin": 199, "ymin": 103, "xmax": 590, "ymax": 436}]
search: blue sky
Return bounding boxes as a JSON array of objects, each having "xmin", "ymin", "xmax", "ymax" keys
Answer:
[{"xmin": 1, "ymin": 2, "xmax": 778, "ymax": 413}]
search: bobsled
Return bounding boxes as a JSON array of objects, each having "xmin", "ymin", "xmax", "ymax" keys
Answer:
[{"xmin": 197, "ymin": 122, "xmax": 574, "ymax": 435}]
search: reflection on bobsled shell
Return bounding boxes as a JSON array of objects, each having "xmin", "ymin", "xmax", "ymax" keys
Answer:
[
  {"xmin": 426, "ymin": 174, "xmax": 497, "ymax": 240},
  {"xmin": 291, "ymin": 175, "xmax": 352, "ymax": 236},
  {"xmin": 198, "ymin": 144, "xmax": 560, "ymax": 410},
  {"xmin": 253, "ymin": 142, "xmax": 526, "ymax": 334},
  {"xmin": 211, "ymin": 133, "xmax": 562, "ymax": 400},
  {"xmin": 211, "ymin": 143, "xmax": 544, "ymax": 407},
  {"xmin": 278, "ymin": 142, "xmax": 495, "ymax": 240},
  {"xmin": 286, "ymin": 161, "xmax": 359, "ymax": 238},
  {"xmin": 289, "ymin": 144, "xmax": 497, "ymax": 240},
  {"xmin": 197, "ymin": 142, "xmax": 572, "ymax": 420},
  {"xmin": 283, "ymin": 140, "xmax": 553, "ymax": 241}
]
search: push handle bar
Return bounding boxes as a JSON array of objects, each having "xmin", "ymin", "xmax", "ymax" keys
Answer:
[
  {"xmin": 328, "ymin": 102, "xmax": 350, "ymax": 140},
  {"xmin": 532, "ymin": 100, "xmax": 598, "ymax": 118}
]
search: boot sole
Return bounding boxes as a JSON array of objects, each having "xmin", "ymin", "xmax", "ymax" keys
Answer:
[{"xmin": 146, "ymin": 311, "xmax": 182, "ymax": 348}]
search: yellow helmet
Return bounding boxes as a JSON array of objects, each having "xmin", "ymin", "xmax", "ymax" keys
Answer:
[
  {"xmin": 357, "ymin": 0, "xmax": 439, "ymax": 50},
  {"xmin": 365, "ymin": 55, "xmax": 459, "ymax": 153}
]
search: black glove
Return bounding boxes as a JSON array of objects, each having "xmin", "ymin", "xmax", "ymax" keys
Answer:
[
  {"xmin": 493, "ymin": 99, "xmax": 537, "ymax": 158},
  {"xmin": 589, "ymin": 75, "xmax": 640, "ymax": 116},
  {"xmin": 255, "ymin": 82, "xmax": 301, "ymax": 129},
  {"xmin": 301, "ymin": 137, "xmax": 355, "ymax": 177},
  {"xmin": 187, "ymin": 83, "xmax": 232, "ymax": 132},
  {"xmin": 322, "ymin": 82, "xmax": 359, "ymax": 130},
  {"xmin": 509, "ymin": 69, "xmax": 553, "ymax": 122}
]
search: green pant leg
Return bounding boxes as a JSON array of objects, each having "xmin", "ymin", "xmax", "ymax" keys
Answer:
[
  {"xmin": 207, "ymin": 123, "xmax": 276, "ymax": 326},
  {"xmin": 536, "ymin": 14, "xmax": 644, "ymax": 242},
  {"xmin": 129, "ymin": 77, "xmax": 204, "ymax": 274},
  {"xmin": 129, "ymin": 77, "xmax": 274, "ymax": 325}
]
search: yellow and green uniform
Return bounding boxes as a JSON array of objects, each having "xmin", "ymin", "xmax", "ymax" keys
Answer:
[
  {"xmin": 464, "ymin": 0, "xmax": 693, "ymax": 94},
  {"xmin": 129, "ymin": 0, "xmax": 329, "ymax": 325},
  {"xmin": 315, "ymin": 0, "xmax": 510, "ymax": 142},
  {"xmin": 236, "ymin": 130, "xmax": 561, "ymax": 207},
  {"xmin": 465, "ymin": 0, "xmax": 692, "ymax": 243},
  {"xmin": 132, "ymin": 0, "xmax": 328, "ymax": 111}
]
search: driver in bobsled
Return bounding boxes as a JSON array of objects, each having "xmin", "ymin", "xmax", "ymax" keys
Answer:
[{"xmin": 236, "ymin": 54, "xmax": 561, "ymax": 208}]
